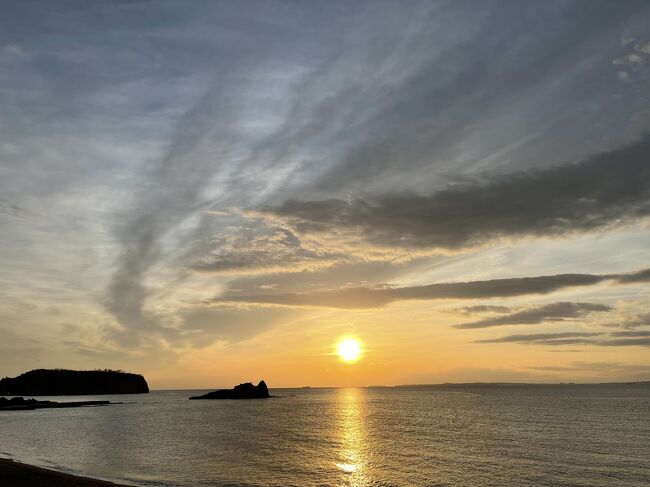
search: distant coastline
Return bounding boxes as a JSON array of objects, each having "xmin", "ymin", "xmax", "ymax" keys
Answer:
[{"xmin": 391, "ymin": 381, "xmax": 650, "ymax": 388}]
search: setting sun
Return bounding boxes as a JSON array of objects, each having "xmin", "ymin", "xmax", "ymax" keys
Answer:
[{"xmin": 337, "ymin": 338, "xmax": 362, "ymax": 363}]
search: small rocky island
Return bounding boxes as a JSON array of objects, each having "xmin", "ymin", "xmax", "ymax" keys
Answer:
[
  {"xmin": 0, "ymin": 369, "xmax": 149, "ymax": 396},
  {"xmin": 190, "ymin": 380, "xmax": 270, "ymax": 399}
]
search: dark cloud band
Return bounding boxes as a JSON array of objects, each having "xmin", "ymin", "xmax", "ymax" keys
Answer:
[
  {"xmin": 475, "ymin": 332, "xmax": 602, "ymax": 344},
  {"xmin": 262, "ymin": 136, "xmax": 650, "ymax": 249},
  {"xmin": 476, "ymin": 332, "xmax": 650, "ymax": 347},
  {"xmin": 213, "ymin": 267, "xmax": 648, "ymax": 308},
  {"xmin": 454, "ymin": 302, "xmax": 611, "ymax": 329}
]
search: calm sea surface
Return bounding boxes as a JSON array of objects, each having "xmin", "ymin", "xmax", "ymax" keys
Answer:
[{"xmin": 1, "ymin": 384, "xmax": 649, "ymax": 486}]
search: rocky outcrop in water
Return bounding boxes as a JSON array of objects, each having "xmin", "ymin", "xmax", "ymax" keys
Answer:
[
  {"xmin": 0, "ymin": 397, "xmax": 111, "ymax": 411},
  {"xmin": 0, "ymin": 369, "xmax": 149, "ymax": 396},
  {"xmin": 190, "ymin": 380, "xmax": 270, "ymax": 399}
]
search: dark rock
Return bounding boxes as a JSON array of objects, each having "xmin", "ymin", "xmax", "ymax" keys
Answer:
[
  {"xmin": 0, "ymin": 369, "xmax": 149, "ymax": 396},
  {"xmin": 190, "ymin": 380, "xmax": 270, "ymax": 400},
  {"xmin": 0, "ymin": 396, "xmax": 111, "ymax": 411}
]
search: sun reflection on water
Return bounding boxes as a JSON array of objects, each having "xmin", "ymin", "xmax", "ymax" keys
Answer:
[{"xmin": 335, "ymin": 388, "xmax": 368, "ymax": 484}]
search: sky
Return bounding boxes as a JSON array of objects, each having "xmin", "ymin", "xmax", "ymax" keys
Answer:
[{"xmin": 1, "ymin": 0, "xmax": 650, "ymax": 389}]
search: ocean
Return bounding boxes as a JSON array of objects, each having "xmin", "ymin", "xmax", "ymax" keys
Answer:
[{"xmin": 1, "ymin": 384, "xmax": 649, "ymax": 486}]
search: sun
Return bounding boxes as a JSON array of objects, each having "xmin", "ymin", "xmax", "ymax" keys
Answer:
[{"xmin": 337, "ymin": 338, "xmax": 362, "ymax": 363}]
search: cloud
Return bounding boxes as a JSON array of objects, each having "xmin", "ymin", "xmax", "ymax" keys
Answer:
[
  {"xmin": 190, "ymin": 227, "xmax": 338, "ymax": 274},
  {"xmin": 617, "ymin": 312, "xmax": 650, "ymax": 329},
  {"xmin": 260, "ymin": 135, "xmax": 650, "ymax": 250},
  {"xmin": 457, "ymin": 305, "xmax": 512, "ymax": 314},
  {"xmin": 178, "ymin": 306, "xmax": 300, "ymax": 347},
  {"xmin": 103, "ymin": 57, "xmax": 297, "ymax": 341},
  {"xmin": 598, "ymin": 301, "xmax": 650, "ymax": 330},
  {"xmin": 213, "ymin": 268, "xmax": 648, "ymax": 309},
  {"xmin": 102, "ymin": 87, "xmax": 236, "ymax": 341},
  {"xmin": 0, "ymin": 199, "xmax": 29, "ymax": 218},
  {"xmin": 613, "ymin": 53, "xmax": 644, "ymax": 66},
  {"xmin": 610, "ymin": 330, "xmax": 650, "ymax": 337},
  {"xmin": 598, "ymin": 337, "xmax": 650, "ymax": 346},
  {"xmin": 475, "ymin": 332, "xmax": 602, "ymax": 345},
  {"xmin": 636, "ymin": 42, "xmax": 650, "ymax": 55},
  {"xmin": 615, "ymin": 268, "xmax": 650, "ymax": 283},
  {"xmin": 454, "ymin": 302, "xmax": 611, "ymax": 329},
  {"xmin": 2, "ymin": 0, "xmax": 650, "ymax": 363},
  {"xmin": 0, "ymin": 327, "xmax": 44, "ymax": 374},
  {"xmin": 1, "ymin": 44, "xmax": 24, "ymax": 56},
  {"xmin": 275, "ymin": 1, "xmax": 648, "ymax": 201},
  {"xmin": 477, "ymin": 332, "xmax": 650, "ymax": 347},
  {"xmin": 220, "ymin": 257, "xmax": 441, "ymax": 301}
]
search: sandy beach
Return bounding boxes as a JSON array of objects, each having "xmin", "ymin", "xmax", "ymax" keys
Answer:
[{"xmin": 0, "ymin": 459, "xmax": 130, "ymax": 487}]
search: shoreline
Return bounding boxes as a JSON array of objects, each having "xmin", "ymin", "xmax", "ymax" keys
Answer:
[{"xmin": 0, "ymin": 458, "xmax": 133, "ymax": 487}]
